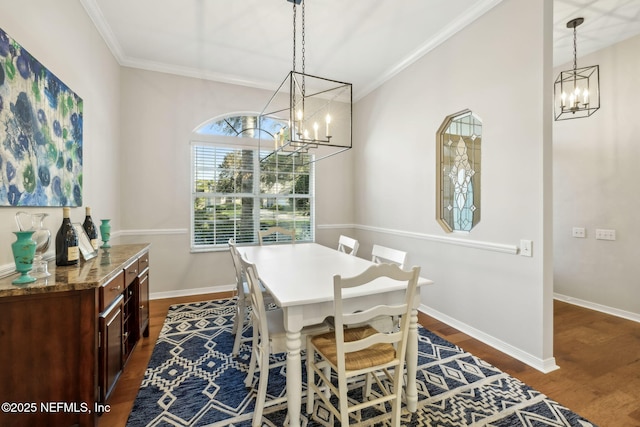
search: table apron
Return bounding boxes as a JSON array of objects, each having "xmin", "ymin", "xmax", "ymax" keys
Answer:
[{"xmin": 280, "ymin": 290, "xmax": 418, "ymax": 332}]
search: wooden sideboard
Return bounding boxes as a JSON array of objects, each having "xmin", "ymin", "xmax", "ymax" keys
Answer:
[{"xmin": 0, "ymin": 244, "xmax": 150, "ymax": 427}]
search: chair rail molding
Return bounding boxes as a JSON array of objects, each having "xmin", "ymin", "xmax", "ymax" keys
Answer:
[
  {"xmin": 317, "ymin": 223, "xmax": 519, "ymax": 255},
  {"xmin": 119, "ymin": 228, "xmax": 188, "ymax": 236}
]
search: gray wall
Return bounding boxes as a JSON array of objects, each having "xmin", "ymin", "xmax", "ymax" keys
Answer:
[
  {"xmin": 553, "ymin": 33, "xmax": 640, "ymax": 320},
  {"xmin": 117, "ymin": 68, "xmax": 356, "ymax": 297},
  {"xmin": 0, "ymin": 0, "xmax": 121, "ymax": 270},
  {"xmin": 351, "ymin": 0, "xmax": 556, "ymax": 370}
]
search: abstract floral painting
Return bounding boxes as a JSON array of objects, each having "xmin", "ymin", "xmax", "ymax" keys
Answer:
[{"xmin": 0, "ymin": 26, "xmax": 83, "ymax": 206}]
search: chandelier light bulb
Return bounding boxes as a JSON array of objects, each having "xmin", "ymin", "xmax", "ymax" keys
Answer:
[{"xmin": 325, "ymin": 114, "xmax": 331, "ymax": 137}]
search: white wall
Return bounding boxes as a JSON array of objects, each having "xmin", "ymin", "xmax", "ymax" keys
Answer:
[
  {"xmin": 0, "ymin": 0, "xmax": 121, "ymax": 268},
  {"xmin": 352, "ymin": 0, "xmax": 556, "ymax": 370},
  {"xmin": 118, "ymin": 68, "xmax": 355, "ymax": 295},
  {"xmin": 554, "ymin": 33, "xmax": 640, "ymax": 319}
]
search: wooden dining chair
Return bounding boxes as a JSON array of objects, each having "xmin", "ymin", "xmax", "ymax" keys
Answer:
[
  {"xmin": 371, "ymin": 244, "xmax": 407, "ymax": 268},
  {"xmin": 239, "ymin": 254, "xmax": 330, "ymax": 427},
  {"xmin": 306, "ymin": 263, "xmax": 420, "ymax": 426},
  {"xmin": 228, "ymin": 238, "xmax": 273, "ymax": 356},
  {"xmin": 258, "ymin": 226, "xmax": 296, "ymax": 246},
  {"xmin": 337, "ymin": 235, "xmax": 359, "ymax": 256}
]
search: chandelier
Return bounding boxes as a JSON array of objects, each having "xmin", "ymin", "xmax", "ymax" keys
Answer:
[
  {"xmin": 259, "ymin": 0, "xmax": 352, "ymax": 163},
  {"xmin": 554, "ymin": 17, "xmax": 600, "ymax": 121}
]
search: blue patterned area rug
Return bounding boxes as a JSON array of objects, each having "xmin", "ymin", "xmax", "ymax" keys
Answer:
[{"xmin": 126, "ymin": 299, "xmax": 596, "ymax": 427}]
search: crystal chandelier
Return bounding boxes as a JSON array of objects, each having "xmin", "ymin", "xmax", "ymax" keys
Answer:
[
  {"xmin": 554, "ymin": 17, "xmax": 600, "ymax": 121},
  {"xmin": 259, "ymin": 0, "xmax": 352, "ymax": 163}
]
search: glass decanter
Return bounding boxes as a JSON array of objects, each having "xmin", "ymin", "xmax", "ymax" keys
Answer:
[{"xmin": 15, "ymin": 212, "xmax": 51, "ymax": 278}]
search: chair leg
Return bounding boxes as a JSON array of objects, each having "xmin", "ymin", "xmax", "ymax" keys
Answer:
[
  {"xmin": 391, "ymin": 368, "xmax": 404, "ymax": 427},
  {"xmin": 253, "ymin": 349, "xmax": 270, "ymax": 427},
  {"xmin": 306, "ymin": 341, "xmax": 315, "ymax": 415},
  {"xmin": 364, "ymin": 372, "xmax": 372, "ymax": 397},
  {"xmin": 322, "ymin": 365, "xmax": 331, "ymax": 398},
  {"xmin": 244, "ymin": 318, "xmax": 258, "ymax": 388},
  {"xmin": 338, "ymin": 375, "xmax": 350, "ymax": 425},
  {"xmin": 232, "ymin": 298, "xmax": 246, "ymax": 356}
]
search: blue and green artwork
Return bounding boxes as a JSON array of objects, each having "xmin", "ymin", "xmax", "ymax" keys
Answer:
[{"xmin": 0, "ymin": 26, "xmax": 83, "ymax": 206}]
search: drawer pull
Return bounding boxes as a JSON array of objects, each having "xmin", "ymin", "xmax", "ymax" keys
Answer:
[
  {"xmin": 128, "ymin": 269, "xmax": 137, "ymax": 274},
  {"xmin": 139, "ymin": 305, "xmax": 145, "ymax": 310},
  {"xmin": 111, "ymin": 286, "xmax": 121, "ymax": 291}
]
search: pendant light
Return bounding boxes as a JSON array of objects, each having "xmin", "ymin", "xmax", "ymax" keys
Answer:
[
  {"xmin": 554, "ymin": 17, "xmax": 600, "ymax": 121},
  {"xmin": 259, "ymin": 0, "xmax": 352, "ymax": 163}
]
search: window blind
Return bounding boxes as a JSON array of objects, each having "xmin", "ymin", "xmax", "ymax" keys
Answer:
[{"xmin": 191, "ymin": 144, "xmax": 313, "ymax": 250}]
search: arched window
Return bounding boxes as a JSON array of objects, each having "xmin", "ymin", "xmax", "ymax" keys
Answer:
[{"xmin": 191, "ymin": 114, "xmax": 314, "ymax": 250}]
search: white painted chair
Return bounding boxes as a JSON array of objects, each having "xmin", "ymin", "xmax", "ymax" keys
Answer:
[
  {"xmin": 337, "ymin": 235, "xmax": 359, "ymax": 256},
  {"xmin": 306, "ymin": 263, "xmax": 420, "ymax": 426},
  {"xmin": 371, "ymin": 244, "xmax": 409, "ymax": 331},
  {"xmin": 371, "ymin": 244, "xmax": 407, "ymax": 268},
  {"xmin": 228, "ymin": 238, "xmax": 273, "ymax": 356},
  {"xmin": 240, "ymin": 254, "xmax": 330, "ymax": 427},
  {"xmin": 258, "ymin": 226, "xmax": 296, "ymax": 245}
]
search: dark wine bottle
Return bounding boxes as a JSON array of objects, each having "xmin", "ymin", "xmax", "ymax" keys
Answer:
[
  {"xmin": 83, "ymin": 206, "xmax": 99, "ymax": 250},
  {"xmin": 56, "ymin": 207, "xmax": 79, "ymax": 266}
]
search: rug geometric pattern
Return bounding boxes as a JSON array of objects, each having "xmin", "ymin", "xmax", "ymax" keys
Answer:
[{"xmin": 126, "ymin": 299, "xmax": 597, "ymax": 427}]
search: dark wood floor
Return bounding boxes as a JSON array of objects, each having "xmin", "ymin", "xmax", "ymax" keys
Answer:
[{"xmin": 99, "ymin": 294, "xmax": 640, "ymax": 427}]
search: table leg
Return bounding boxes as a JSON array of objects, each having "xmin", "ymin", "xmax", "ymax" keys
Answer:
[
  {"xmin": 406, "ymin": 308, "xmax": 419, "ymax": 412},
  {"xmin": 286, "ymin": 329, "xmax": 302, "ymax": 427}
]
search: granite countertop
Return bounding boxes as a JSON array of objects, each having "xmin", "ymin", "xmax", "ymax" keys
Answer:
[{"xmin": 0, "ymin": 243, "xmax": 150, "ymax": 298}]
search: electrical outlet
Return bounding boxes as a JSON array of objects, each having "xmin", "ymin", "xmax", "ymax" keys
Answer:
[
  {"xmin": 520, "ymin": 240, "xmax": 533, "ymax": 257},
  {"xmin": 595, "ymin": 229, "xmax": 616, "ymax": 241},
  {"xmin": 572, "ymin": 227, "xmax": 586, "ymax": 238}
]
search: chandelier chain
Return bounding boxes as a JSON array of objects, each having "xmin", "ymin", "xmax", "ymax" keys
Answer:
[
  {"xmin": 572, "ymin": 22, "xmax": 577, "ymax": 72},
  {"xmin": 292, "ymin": 2, "xmax": 297, "ymax": 72},
  {"xmin": 301, "ymin": 0, "xmax": 306, "ymax": 76}
]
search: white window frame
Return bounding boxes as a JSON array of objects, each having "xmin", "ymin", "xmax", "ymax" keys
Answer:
[{"xmin": 190, "ymin": 134, "xmax": 315, "ymax": 252}]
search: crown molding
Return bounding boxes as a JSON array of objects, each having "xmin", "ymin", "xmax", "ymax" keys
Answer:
[
  {"xmin": 81, "ymin": 0, "xmax": 504, "ymax": 101},
  {"xmin": 356, "ymin": 0, "xmax": 504, "ymax": 101}
]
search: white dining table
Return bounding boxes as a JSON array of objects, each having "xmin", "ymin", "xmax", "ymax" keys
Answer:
[{"xmin": 236, "ymin": 242, "xmax": 433, "ymax": 427}]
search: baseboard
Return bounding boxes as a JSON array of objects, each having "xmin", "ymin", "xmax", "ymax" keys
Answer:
[
  {"xmin": 419, "ymin": 303, "xmax": 559, "ymax": 373},
  {"xmin": 554, "ymin": 293, "xmax": 640, "ymax": 323},
  {"xmin": 150, "ymin": 284, "xmax": 236, "ymax": 300}
]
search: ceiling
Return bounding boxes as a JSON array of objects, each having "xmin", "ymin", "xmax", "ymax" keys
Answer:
[{"xmin": 81, "ymin": 0, "xmax": 640, "ymax": 100}]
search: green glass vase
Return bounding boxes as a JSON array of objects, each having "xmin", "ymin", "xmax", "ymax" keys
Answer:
[
  {"xmin": 11, "ymin": 231, "xmax": 37, "ymax": 285},
  {"xmin": 100, "ymin": 219, "xmax": 111, "ymax": 249}
]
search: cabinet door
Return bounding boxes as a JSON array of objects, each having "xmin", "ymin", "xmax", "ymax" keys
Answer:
[
  {"xmin": 99, "ymin": 295, "xmax": 124, "ymax": 403},
  {"xmin": 138, "ymin": 270, "xmax": 150, "ymax": 337}
]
